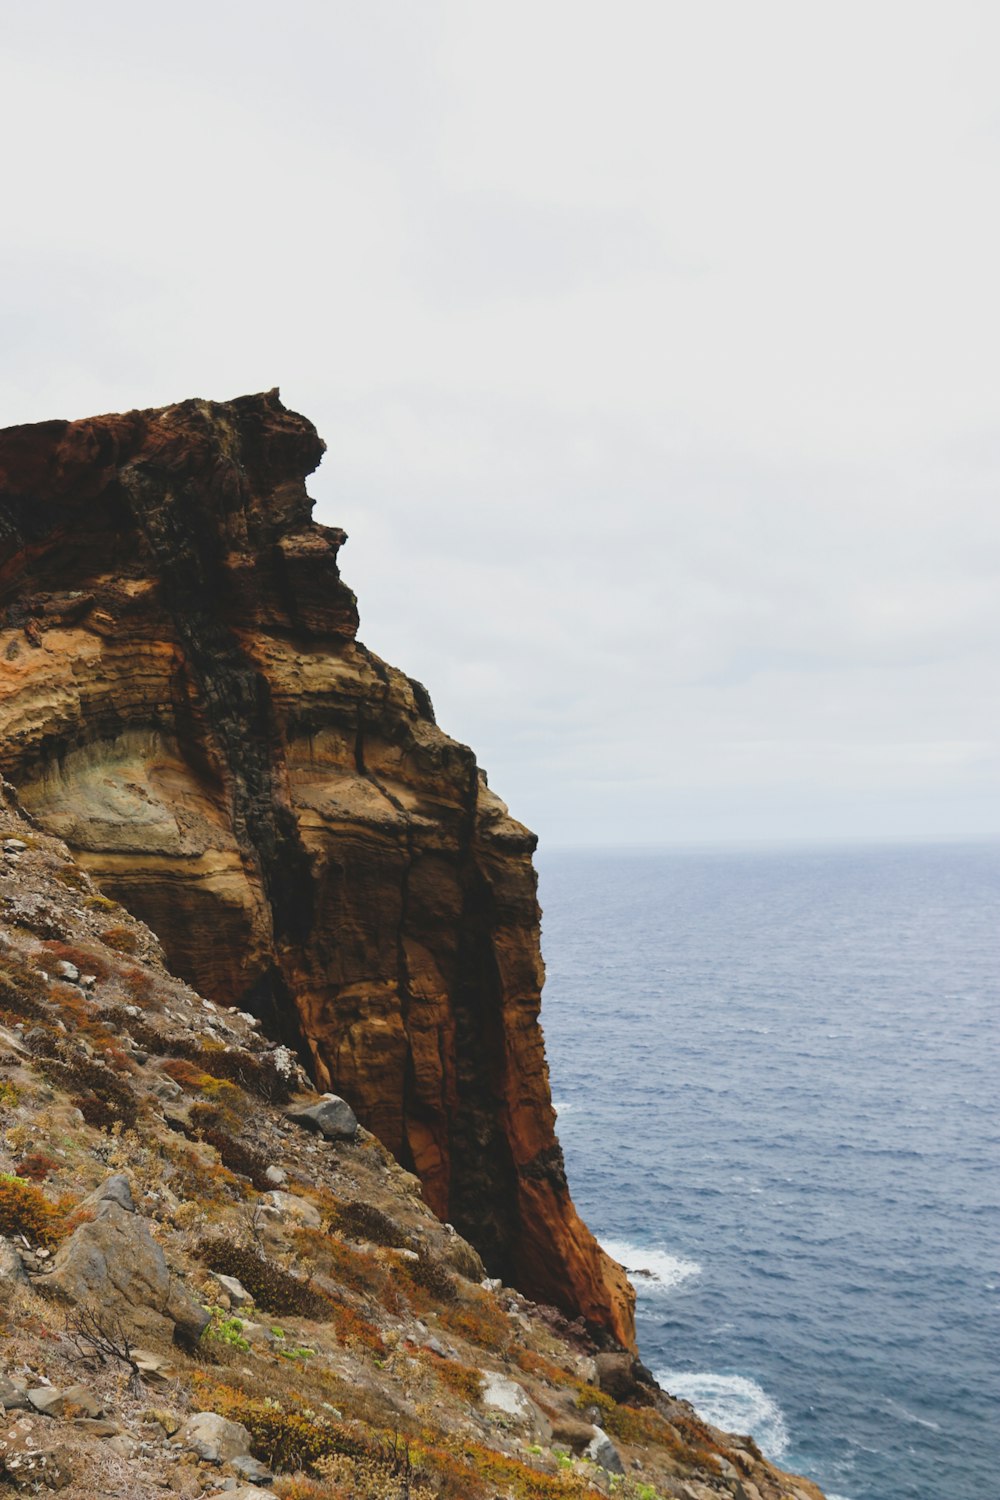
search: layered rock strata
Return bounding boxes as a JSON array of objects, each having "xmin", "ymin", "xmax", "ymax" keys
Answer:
[{"xmin": 0, "ymin": 392, "xmax": 634, "ymax": 1346}]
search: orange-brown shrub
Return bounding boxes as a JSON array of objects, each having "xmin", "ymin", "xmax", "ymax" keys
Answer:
[
  {"xmin": 192, "ymin": 1378, "xmax": 372, "ymax": 1472},
  {"xmin": 417, "ymin": 1349, "xmax": 484, "ymax": 1404},
  {"xmin": 195, "ymin": 1125, "xmax": 271, "ymax": 1190},
  {"xmin": 100, "ymin": 925, "xmax": 140, "ymax": 954},
  {"xmin": 40, "ymin": 940, "xmax": 110, "ymax": 983},
  {"xmin": 0, "ymin": 1172, "xmax": 61, "ymax": 1244},
  {"xmin": 0, "ymin": 952, "xmax": 51, "ymax": 1023},
  {"xmin": 14, "ymin": 1152, "xmax": 59, "ymax": 1182},
  {"xmin": 117, "ymin": 964, "xmax": 155, "ymax": 999},
  {"xmin": 511, "ymin": 1346, "xmax": 578, "ymax": 1387},
  {"xmin": 437, "ymin": 1289, "xmax": 510, "ymax": 1350},
  {"xmin": 290, "ymin": 1226, "xmax": 395, "ymax": 1308},
  {"xmin": 164, "ymin": 1143, "xmax": 244, "ymax": 1207}
]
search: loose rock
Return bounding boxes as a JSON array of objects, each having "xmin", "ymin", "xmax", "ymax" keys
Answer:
[
  {"xmin": 585, "ymin": 1426, "xmax": 625, "ymax": 1474},
  {"xmin": 177, "ymin": 1411, "xmax": 253, "ymax": 1464},
  {"xmin": 286, "ymin": 1094, "xmax": 358, "ymax": 1140},
  {"xmin": 260, "ymin": 1190, "xmax": 321, "ymax": 1227},
  {"xmin": 210, "ymin": 1272, "xmax": 253, "ymax": 1307}
]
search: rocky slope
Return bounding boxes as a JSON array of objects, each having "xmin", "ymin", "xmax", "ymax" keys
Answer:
[
  {"xmin": 0, "ymin": 392, "xmax": 631, "ymax": 1347},
  {"xmin": 0, "ymin": 791, "xmax": 827, "ymax": 1500}
]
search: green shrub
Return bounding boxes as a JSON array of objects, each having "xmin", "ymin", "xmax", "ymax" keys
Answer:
[
  {"xmin": 39, "ymin": 1054, "xmax": 138, "ymax": 1130},
  {"xmin": 194, "ymin": 1380, "xmax": 370, "ymax": 1472},
  {"xmin": 204, "ymin": 1310, "xmax": 251, "ymax": 1353},
  {"xmin": 331, "ymin": 1199, "xmax": 411, "ymax": 1250},
  {"xmin": 197, "ymin": 1236, "xmax": 331, "ymax": 1319},
  {"xmin": 401, "ymin": 1250, "xmax": 457, "ymax": 1305},
  {"xmin": 190, "ymin": 1123, "xmax": 271, "ymax": 1190}
]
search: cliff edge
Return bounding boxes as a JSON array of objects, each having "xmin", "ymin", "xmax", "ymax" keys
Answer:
[{"xmin": 0, "ymin": 391, "xmax": 634, "ymax": 1347}]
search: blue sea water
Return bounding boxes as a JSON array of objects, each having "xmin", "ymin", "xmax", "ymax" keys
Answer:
[{"xmin": 537, "ymin": 844, "xmax": 1000, "ymax": 1500}]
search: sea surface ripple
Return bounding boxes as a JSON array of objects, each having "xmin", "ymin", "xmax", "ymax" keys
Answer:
[{"xmin": 539, "ymin": 843, "xmax": 999, "ymax": 1500}]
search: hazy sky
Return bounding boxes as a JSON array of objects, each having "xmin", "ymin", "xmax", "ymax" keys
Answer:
[{"xmin": 2, "ymin": 2, "xmax": 998, "ymax": 846}]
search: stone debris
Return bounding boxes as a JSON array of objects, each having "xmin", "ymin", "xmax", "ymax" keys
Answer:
[{"xmin": 0, "ymin": 1415, "xmax": 73, "ymax": 1490}]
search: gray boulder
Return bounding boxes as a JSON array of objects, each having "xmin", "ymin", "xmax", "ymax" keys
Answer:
[
  {"xmin": 0, "ymin": 1237, "xmax": 27, "ymax": 1301},
  {"xmin": 80, "ymin": 1174, "xmax": 135, "ymax": 1215},
  {"xmin": 585, "ymin": 1426, "xmax": 625, "ymax": 1474},
  {"xmin": 480, "ymin": 1372, "xmax": 552, "ymax": 1442},
  {"xmin": 0, "ymin": 1373, "xmax": 31, "ymax": 1411},
  {"xmin": 228, "ymin": 1455, "xmax": 275, "ymax": 1485},
  {"xmin": 286, "ymin": 1093, "xmax": 357, "ymax": 1140},
  {"xmin": 26, "ymin": 1385, "xmax": 102, "ymax": 1418},
  {"xmin": 45, "ymin": 1202, "xmax": 209, "ymax": 1347},
  {"xmin": 210, "ymin": 1272, "xmax": 253, "ymax": 1308},
  {"xmin": 177, "ymin": 1411, "xmax": 252, "ymax": 1463},
  {"xmin": 260, "ymin": 1191, "xmax": 321, "ymax": 1228},
  {"xmin": 27, "ymin": 1388, "xmax": 66, "ymax": 1417}
]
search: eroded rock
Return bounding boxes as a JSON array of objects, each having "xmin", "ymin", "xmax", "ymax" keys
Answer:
[
  {"xmin": 0, "ymin": 1415, "xmax": 73, "ymax": 1490},
  {"xmin": 286, "ymin": 1095, "xmax": 358, "ymax": 1142},
  {"xmin": 45, "ymin": 1201, "xmax": 210, "ymax": 1347},
  {"xmin": 0, "ymin": 391, "xmax": 634, "ymax": 1347},
  {"xmin": 585, "ymin": 1426, "xmax": 625, "ymax": 1474},
  {"xmin": 176, "ymin": 1411, "xmax": 252, "ymax": 1464}
]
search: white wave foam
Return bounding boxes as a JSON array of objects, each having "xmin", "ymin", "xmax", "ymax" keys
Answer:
[
  {"xmin": 655, "ymin": 1370, "xmax": 790, "ymax": 1458},
  {"xmin": 600, "ymin": 1238, "xmax": 701, "ymax": 1294},
  {"xmin": 882, "ymin": 1397, "xmax": 941, "ymax": 1431},
  {"xmin": 551, "ymin": 1099, "xmax": 575, "ymax": 1115}
]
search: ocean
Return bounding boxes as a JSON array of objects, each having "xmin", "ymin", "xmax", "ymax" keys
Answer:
[{"xmin": 537, "ymin": 844, "xmax": 999, "ymax": 1500}]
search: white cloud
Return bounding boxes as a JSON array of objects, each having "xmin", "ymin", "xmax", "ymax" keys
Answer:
[{"xmin": 1, "ymin": 0, "xmax": 998, "ymax": 843}]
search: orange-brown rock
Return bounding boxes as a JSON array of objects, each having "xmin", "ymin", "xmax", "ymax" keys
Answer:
[{"xmin": 0, "ymin": 391, "xmax": 634, "ymax": 1347}]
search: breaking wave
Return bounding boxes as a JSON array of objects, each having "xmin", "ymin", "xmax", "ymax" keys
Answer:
[
  {"xmin": 600, "ymin": 1238, "xmax": 702, "ymax": 1294},
  {"xmin": 654, "ymin": 1370, "xmax": 790, "ymax": 1459}
]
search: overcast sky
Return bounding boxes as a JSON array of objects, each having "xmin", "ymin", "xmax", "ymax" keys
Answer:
[{"xmin": 2, "ymin": 2, "xmax": 998, "ymax": 846}]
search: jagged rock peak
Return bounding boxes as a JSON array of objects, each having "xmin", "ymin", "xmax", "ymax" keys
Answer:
[{"xmin": 0, "ymin": 391, "xmax": 635, "ymax": 1347}]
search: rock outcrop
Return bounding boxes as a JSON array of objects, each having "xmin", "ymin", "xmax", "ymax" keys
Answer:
[{"xmin": 0, "ymin": 392, "xmax": 634, "ymax": 1346}]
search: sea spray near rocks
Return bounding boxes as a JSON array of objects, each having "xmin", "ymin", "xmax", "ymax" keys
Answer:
[
  {"xmin": 600, "ymin": 1237, "xmax": 702, "ymax": 1295},
  {"xmin": 655, "ymin": 1370, "xmax": 791, "ymax": 1459}
]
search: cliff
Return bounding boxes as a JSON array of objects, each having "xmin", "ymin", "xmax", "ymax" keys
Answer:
[{"xmin": 0, "ymin": 391, "xmax": 633, "ymax": 1348}]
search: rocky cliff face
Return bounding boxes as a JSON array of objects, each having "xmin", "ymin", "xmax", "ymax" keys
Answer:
[{"xmin": 0, "ymin": 391, "xmax": 634, "ymax": 1347}]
